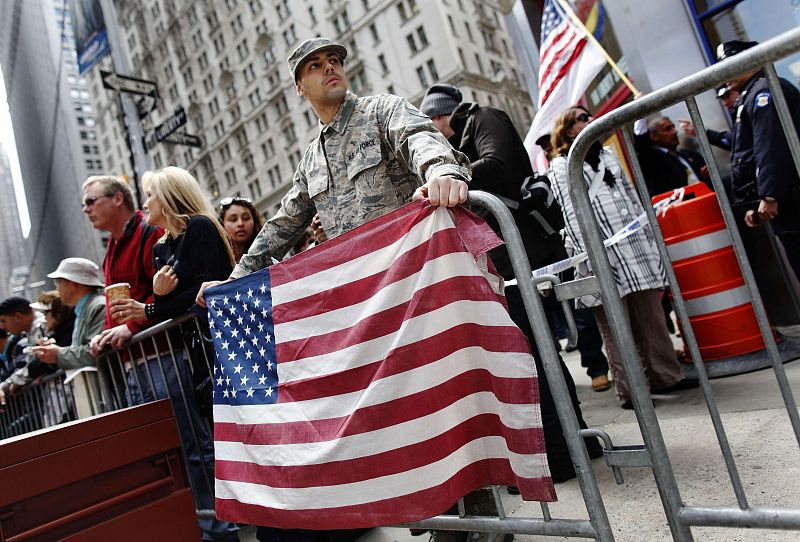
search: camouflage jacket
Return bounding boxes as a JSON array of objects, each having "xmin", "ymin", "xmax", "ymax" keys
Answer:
[{"xmin": 233, "ymin": 91, "xmax": 471, "ymax": 278}]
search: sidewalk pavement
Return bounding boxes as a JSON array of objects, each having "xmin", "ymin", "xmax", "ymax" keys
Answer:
[{"xmin": 241, "ymin": 337, "xmax": 800, "ymax": 542}]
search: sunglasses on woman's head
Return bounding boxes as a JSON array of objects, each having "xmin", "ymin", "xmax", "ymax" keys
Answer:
[{"xmin": 219, "ymin": 196, "xmax": 252, "ymax": 210}]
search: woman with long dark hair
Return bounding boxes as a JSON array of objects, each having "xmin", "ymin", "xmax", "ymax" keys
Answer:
[{"xmin": 218, "ymin": 196, "xmax": 264, "ymax": 263}]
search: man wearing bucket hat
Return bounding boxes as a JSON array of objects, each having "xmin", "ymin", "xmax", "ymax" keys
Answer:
[
  {"xmin": 199, "ymin": 37, "xmax": 469, "ymax": 288},
  {"xmin": 31, "ymin": 258, "xmax": 106, "ymax": 369}
]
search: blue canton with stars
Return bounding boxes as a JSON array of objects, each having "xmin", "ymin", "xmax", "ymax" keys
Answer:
[{"xmin": 205, "ymin": 269, "xmax": 278, "ymax": 406}]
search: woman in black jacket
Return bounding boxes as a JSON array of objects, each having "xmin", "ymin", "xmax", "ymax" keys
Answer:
[{"xmin": 113, "ymin": 166, "xmax": 240, "ymax": 542}]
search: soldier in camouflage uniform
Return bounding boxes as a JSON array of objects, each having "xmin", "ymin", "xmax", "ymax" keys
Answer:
[{"xmin": 198, "ymin": 37, "xmax": 470, "ymax": 290}]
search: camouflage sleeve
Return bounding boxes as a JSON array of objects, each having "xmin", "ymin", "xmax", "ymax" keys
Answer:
[
  {"xmin": 381, "ymin": 95, "xmax": 472, "ymax": 183},
  {"xmin": 231, "ymin": 166, "xmax": 316, "ymax": 279}
]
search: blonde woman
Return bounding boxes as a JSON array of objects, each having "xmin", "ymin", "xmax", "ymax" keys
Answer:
[
  {"xmin": 113, "ymin": 166, "xmax": 235, "ymax": 323},
  {"xmin": 112, "ymin": 166, "xmax": 240, "ymax": 542}
]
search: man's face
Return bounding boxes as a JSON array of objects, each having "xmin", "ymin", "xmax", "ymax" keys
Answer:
[
  {"xmin": 55, "ymin": 278, "xmax": 78, "ymax": 307},
  {"xmin": 83, "ymin": 182, "xmax": 120, "ymax": 232},
  {"xmin": 295, "ymin": 50, "xmax": 348, "ymax": 106},
  {"xmin": 721, "ymin": 89, "xmax": 740, "ymax": 111},
  {"xmin": 0, "ymin": 313, "xmax": 28, "ymax": 335},
  {"xmin": 431, "ymin": 115, "xmax": 454, "ymax": 138},
  {"xmin": 650, "ymin": 118, "xmax": 679, "ymax": 149}
]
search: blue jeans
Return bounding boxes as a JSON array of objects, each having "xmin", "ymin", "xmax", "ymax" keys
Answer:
[{"xmin": 127, "ymin": 351, "xmax": 239, "ymax": 542}]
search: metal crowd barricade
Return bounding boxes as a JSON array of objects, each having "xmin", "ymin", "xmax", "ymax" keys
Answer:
[
  {"xmin": 400, "ymin": 190, "xmax": 615, "ymax": 541},
  {"xmin": 0, "ymin": 370, "xmax": 81, "ymax": 439},
  {"xmin": 565, "ymin": 27, "xmax": 800, "ymax": 540}
]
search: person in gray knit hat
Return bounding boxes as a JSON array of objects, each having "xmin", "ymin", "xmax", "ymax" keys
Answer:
[{"xmin": 422, "ymin": 83, "xmax": 606, "ymax": 484}]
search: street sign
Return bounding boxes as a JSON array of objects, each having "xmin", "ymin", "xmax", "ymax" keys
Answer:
[
  {"xmin": 145, "ymin": 108, "xmax": 187, "ymax": 150},
  {"xmin": 135, "ymin": 96, "xmax": 157, "ymax": 119},
  {"xmin": 163, "ymin": 132, "xmax": 203, "ymax": 148},
  {"xmin": 100, "ymin": 70, "xmax": 158, "ymax": 97}
]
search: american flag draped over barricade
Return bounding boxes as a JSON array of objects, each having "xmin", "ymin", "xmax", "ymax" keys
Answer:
[
  {"xmin": 524, "ymin": 0, "xmax": 606, "ymax": 169},
  {"xmin": 206, "ymin": 201, "xmax": 556, "ymax": 529}
]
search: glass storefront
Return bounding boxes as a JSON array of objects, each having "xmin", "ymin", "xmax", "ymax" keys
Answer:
[{"xmin": 690, "ymin": 0, "xmax": 800, "ymax": 82}]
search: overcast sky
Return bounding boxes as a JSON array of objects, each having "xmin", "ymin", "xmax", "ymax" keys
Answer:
[{"xmin": 0, "ymin": 64, "xmax": 31, "ymax": 238}]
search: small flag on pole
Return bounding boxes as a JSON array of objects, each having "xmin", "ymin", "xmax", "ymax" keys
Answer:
[
  {"xmin": 206, "ymin": 201, "xmax": 556, "ymax": 529},
  {"xmin": 524, "ymin": 0, "xmax": 607, "ymax": 170}
]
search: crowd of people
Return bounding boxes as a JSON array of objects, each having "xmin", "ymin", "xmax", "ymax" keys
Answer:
[{"xmin": 0, "ymin": 35, "xmax": 797, "ymax": 542}]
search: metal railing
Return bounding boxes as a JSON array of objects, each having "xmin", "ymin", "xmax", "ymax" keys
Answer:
[
  {"xmin": 0, "ymin": 369, "xmax": 82, "ymax": 439},
  {"xmin": 565, "ymin": 27, "xmax": 800, "ymax": 540},
  {"xmin": 399, "ymin": 191, "xmax": 615, "ymax": 541}
]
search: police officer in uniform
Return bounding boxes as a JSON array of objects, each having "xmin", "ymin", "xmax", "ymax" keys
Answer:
[{"xmin": 720, "ymin": 40, "xmax": 800, "ymax": 278}]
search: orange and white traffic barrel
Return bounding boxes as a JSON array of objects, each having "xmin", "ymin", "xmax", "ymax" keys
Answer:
[{"xmin": 653, "ymin": 183, "xmax": 768, "ymax": 361}]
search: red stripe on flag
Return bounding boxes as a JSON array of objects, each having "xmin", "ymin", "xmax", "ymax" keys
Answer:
[
  {"xmin": 539, "ymin": 30, "xmax": 581, "ymax": 95},
  {"xmin": 269, "ymin": 201, "xmax": 436, "ymax": 287},
  {"xmin": 214, "ymin": 370, "xmax": 540, "ymax": 444},
  {"xmin": 276, "ymin": 324, "xmax": 531, "ymax": 402},
  {"xmin": 273, "ymin": 228, "xmax": 467, "ymax": 324},
  {"xmin": 216, "ymin": 414, "xmax": 545, "ymax": 487},
  {"xmin": 540, "ymin": 39, "xmax": 588, "ymax": 105},
  {"xmin": 276, "ymin": 275, "xmax": 503, "ymax": 361},
  {"xmin": 215, "ymin": 459, "xmax": 556, "ymax": 529},
  {"xmin": 539, "ymin": 25, "xmax": 574, "ymax": 77}
]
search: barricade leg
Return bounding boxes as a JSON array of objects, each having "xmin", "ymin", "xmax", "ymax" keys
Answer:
[{"xmin": 470, "ymin": 191, "xmax": 615, "ymax": 541}]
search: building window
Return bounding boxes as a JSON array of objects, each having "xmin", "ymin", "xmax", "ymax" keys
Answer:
[
  {"xmin": 427, "ymin": 58, "xmax": 439, "ymax": 82},
  {"xmin": 350, "ymin": 69, "xmax": 368, "ymax": 94},
  {"xmin": 224, "ymin": 168, "xmax": 237, "ymax": 188},
  {"xmin": 369, "ymin": 23, "xmax": 379, "ymax": 43},
  {"xmin": 474, "ymin": 54, "xmax": 484, "ymax": 75},
  {"xmin": 378, "ymin": 53, "xmax": 388, "ymax": 74},
  {"xmin": 464, "ymin": 22, "xmax": 473, "ymax": 41},
  {"xmin": 213, "ymin": 35, "xmax": 225, "ymax": 54},
  {"xmin": 416, "ymin": 26, "xmax": 429, "ymax": 48},
  {"xmin": 416, "ymin": 66, "xmax": 428, "ymax": 87},
  {"xmin": 447, "ymin": 15, "xmax": 458, "ymax": 36},
  {"xmin": 406, "ymin": 33, "xmax": 419, "ymax": 53}
]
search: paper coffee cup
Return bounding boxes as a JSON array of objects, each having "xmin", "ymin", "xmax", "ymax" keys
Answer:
[{"xmin": 105, "ymin": 282, "xmax": 131, "ymax": 302}]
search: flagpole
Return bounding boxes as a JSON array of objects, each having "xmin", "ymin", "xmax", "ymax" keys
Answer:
[{"xmin": 553, "ymin": 0, "xmax": 640, "ymax": 95}]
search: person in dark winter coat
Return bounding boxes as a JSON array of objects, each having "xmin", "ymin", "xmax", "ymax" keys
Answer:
[{"xmin": 421, "ymin": 84, "xmax": 604, "ymax": 484}]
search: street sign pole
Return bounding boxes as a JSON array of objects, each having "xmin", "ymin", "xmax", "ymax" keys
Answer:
[{"xmin": 100, "ymin": 0, "xmax": 150, "ymax": 207}]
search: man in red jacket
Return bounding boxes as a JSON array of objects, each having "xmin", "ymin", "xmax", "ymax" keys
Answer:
[{"xmin": 83, "ymin": 175, "xmax": 162, "ymax": 353}]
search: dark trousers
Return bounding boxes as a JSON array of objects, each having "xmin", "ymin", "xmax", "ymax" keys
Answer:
[
  {"xmin": 505, "ymin": 285, "xmax": 601, "ymax": 478},
  {"xmin": 573, "ymin": 305, "xmax": 609, "ymax": 379}
]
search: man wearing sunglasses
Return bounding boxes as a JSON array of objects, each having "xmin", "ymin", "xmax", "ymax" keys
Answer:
[
  {"xmin": 81, "ymin": 175, "xmax": 163, "ymax": 353},
  {"xmin": 198, "ymin": 38, "xmax": 470, "ymax": 298}
]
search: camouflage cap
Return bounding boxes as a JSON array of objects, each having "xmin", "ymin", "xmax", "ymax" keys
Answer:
[{"xmin": 287, "ymin": 38, "xmax": 348, "ymax": 81}]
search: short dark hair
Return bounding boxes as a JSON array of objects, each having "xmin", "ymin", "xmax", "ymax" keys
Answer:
[{"xmin": 0, "ymin": 297, "xmax": 33, "ymax": 316}]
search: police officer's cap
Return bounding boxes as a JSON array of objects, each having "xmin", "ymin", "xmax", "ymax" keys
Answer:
[
  {"xmin": 716, "ymin": 84, "xmax": 732, "ymax": 99},
  {"xmin": 716, "ymin": 40, "xmax": 758, "ymax": 61},
  {"xmin": 287, "ymin": 38, "xmax": 348, "ymax": 82}
]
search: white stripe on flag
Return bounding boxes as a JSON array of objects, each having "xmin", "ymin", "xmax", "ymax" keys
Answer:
[
  {"xmin": 216, "ymin": 437, "xmax": 549, "ymax": 510},
  {"xmin": 274, "ymin": 251, "xmax": 485, "ymax": 341},
  {"xmin": 270, "ymin": 208, "xmax": 453, "ymax": 304},
  {"xmin": 215, "ymin": 347, "xmax": 536, "ymax": 425},
  {"xmin": 277, "ymin": 299, "xmax": 515, "ymax": 382},
  {"xmin": 215, "ymin": 392, "xmax": 542, "ymax": 467}
]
